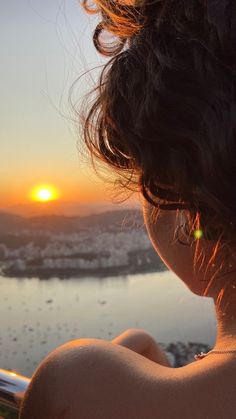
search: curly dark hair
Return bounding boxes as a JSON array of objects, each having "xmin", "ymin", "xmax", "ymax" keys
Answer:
[{"xmin": 81, "ymin": 0, "xmax": 236, "ymax": 268}]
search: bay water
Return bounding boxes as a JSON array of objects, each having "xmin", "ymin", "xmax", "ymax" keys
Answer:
[{"xmin": 0, "ymin": 271, "xmax": 216, "ymax": 377}]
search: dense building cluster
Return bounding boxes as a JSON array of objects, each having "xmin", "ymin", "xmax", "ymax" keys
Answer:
[{"xmin": 0, "ymin": 212, "xmax": 166, "ymax": 278}]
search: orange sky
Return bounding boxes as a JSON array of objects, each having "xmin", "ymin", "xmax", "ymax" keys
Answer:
[
  {"xmin": 0, "ymin": 171, "xmax": 115, "ymax": 207},
  {"xmin": 1, "ymin": 1, "xmax": 121, "ymax": 213}
]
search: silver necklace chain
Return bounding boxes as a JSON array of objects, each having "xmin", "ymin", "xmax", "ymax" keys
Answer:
[{"xmin": 194, "ymin": 349, "xmax": 236, "ymax": 361}]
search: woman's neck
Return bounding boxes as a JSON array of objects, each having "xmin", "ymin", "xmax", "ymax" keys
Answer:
[{"xmin": 213, "ymin": 290, "xmax": 236, "ymax": 351}]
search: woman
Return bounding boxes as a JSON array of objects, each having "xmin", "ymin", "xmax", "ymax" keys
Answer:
[{"xmin": 20, "ymin": 0, "xmax": 236, "ymax": 417}]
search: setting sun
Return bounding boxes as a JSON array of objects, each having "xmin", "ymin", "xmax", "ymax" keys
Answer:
[{"xmin": 30, "ymin": 185, "xmax": 60, "ymax": 202}]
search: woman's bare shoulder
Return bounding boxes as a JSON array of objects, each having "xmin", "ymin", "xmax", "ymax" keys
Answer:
[
  {"xmin": 22, "ymin": 337, "xmax": 236, "ymax": 419},
  {"xmin": 20, "ymin": 337, "xmax": 185, "ymax": 419}
]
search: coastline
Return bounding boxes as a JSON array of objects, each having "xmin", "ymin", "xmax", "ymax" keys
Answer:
[{"xmin": 1, "ymin": 263, "xmax": 167, "ymax": 280}]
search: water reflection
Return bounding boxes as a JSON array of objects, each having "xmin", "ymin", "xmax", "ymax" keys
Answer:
[{"xmin": 0, "ymin": 271, "xmax": 216, "ymax": 376}]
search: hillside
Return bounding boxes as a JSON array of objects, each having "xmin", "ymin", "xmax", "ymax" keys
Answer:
[{"xmin": 0, "ymin": 209, "xmax": 143, "ymax": 234}]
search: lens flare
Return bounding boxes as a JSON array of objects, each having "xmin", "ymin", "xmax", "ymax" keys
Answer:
[{"xmin": 193, "ymin": 229, "xmax": 203, "ymax": 240}]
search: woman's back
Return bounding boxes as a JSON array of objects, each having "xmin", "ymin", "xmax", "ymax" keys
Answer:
[
  {"xmin": 20, "ymin": 337, "xmax": 236, "ymax": 419},
  {"xmin": 178, "ymin": 354, "xmax": 236, "ymax": 419}
]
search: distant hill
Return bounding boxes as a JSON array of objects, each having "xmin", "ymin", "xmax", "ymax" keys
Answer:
[
  {"xmin": 0, "ymin": 212, "xmax": 28, "ymax": 234},
  {"xmin": 1, "ymin": 201, "xmax": 136, "ymax": 217},
  {"xmin": 0, "ymin": 209, "xmax": 144, "ymax": 235}
]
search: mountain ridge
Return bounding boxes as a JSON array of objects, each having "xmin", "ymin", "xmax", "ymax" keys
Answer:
[{"xmin": 0, "ymin": 208, "xmax": 144, "ymax": 234}]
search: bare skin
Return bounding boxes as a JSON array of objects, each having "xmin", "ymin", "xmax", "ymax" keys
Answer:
[{"xmin": 19, "ymin": 204, "xmax": 236, "ymax": 418}]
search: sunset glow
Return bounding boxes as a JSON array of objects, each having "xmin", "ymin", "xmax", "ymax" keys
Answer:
[{"xmin": 30, "ymin": 185, "xmax": 60, "ymax": 202}]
